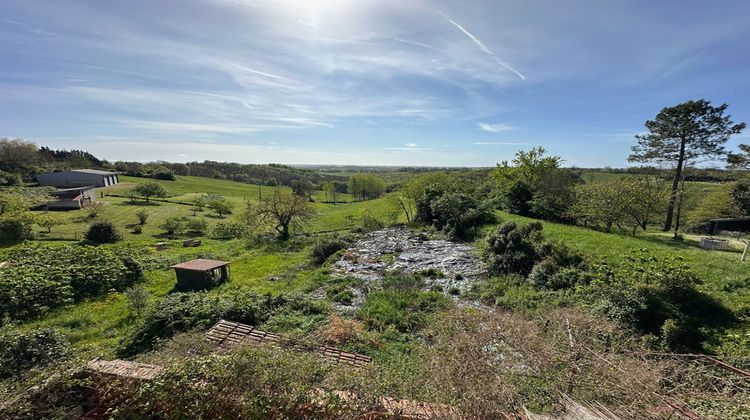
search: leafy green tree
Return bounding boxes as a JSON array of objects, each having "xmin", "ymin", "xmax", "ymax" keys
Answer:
[
  {"xmin": 322, "ymin": 181, "xmax": 338, "ymax": 204},
  {"xmin": 35, "ymin": 214, "xmax": 62, "ymax": 233},
  {"xmin": 133, "ymin": 181, "xmax": 168, "ymax": 202},
  {"xmin": 159, "ymin": 216, "xmax": 186, "ymax": 237},
  {"xmin": 0, "ymin": 191, "xmax": 36, "ymax": 241},
  {"xmin": 570, "ymin": 182, "xmax": 628, "ymax": 233},
  {"xmin": 629, "ymin": 100, "xmax": 746, "ymax": 232},
  {"xmin": 186, "ymin": 217, "xmax": 209, "ymax": 235},
  {"xmin": 397, "ymin": 173, "xmax": 452, "ymax": 222},
  {"xmin": 192, "ymin": 195, "xmax": 207, "ymax": 215},
  {"xmin": 731, "ymin": 179, "xmax": 750, "ymax": 215},
  {"xmin": 492, "ymin": 147, "xmax": 578, "ymax": 219},
  {"xmin": 0, "ymin": 138, "xmax": 38, "ymax": 175},
  {"xmin": 151, "ymin": 166, "xmax": 176, "ymax": 180},
  {"xmin": 348, "ymin": 174, "xmax": 386, "ymax": 201},
  {"xmin": 727, "ymin": 144, "xmax": 750, "ymax": 170},
  {"xmin": 207, "ymin": 197, "xmax": 233, "ymax": 217},
  {"xmin": 290, "ymin": 179, "xmax": 315, "ymax": 199}
]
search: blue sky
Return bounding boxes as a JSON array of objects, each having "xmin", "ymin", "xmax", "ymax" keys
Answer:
[{"xmin": 2, "ymin": 0, "xmax": 749, "ymax": 167}]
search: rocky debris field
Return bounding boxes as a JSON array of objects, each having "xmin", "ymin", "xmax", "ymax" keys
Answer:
[{"xmin": 331, "ymin": 227, "xmax": 486, "ymax": 307}]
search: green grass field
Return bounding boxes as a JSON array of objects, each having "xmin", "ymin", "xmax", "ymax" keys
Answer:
[
  {"xmin": 492, "ymin": 211, "xmax": 749, "ymax": 311},
  {"xmin": 14, "ymin": 175, "xmax": 400, "ymax": 357},
  {"xmin": 10, "ymin": 175, "xmax": 748, "ymax": 359}
]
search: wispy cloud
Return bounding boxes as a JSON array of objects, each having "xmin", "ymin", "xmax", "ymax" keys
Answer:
[
  {"xmin": 385, "ymin": 142, "xmax": 433, "ymax": 152},
  {"xmin": 478, "ymin": 122, "xmax": 516, "ymax": 132},
  {"xmin": 439, "ymin": 11, "xmax": 526, "ymax": 80}
]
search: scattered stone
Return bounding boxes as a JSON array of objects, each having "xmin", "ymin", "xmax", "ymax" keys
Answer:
[{"xmin": 330, "ymin": 227, "xmax": 486, "ymax": 306}]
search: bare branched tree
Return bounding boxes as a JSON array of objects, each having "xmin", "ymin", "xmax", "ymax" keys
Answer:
[{"xmin": 248, "ymin": 188, "xmax": 315, "ymax": 239}]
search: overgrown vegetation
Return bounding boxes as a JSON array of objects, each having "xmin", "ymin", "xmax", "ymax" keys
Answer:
[
  {"xmin": 0, "ymin": 326, "xmax": 68, "ymax": 378},
  {"xmin": 0, "ymin": 244, "xmax": 142, "ymax": 320},
  {"xmin": 118, "ymin": 291, "xmax": 328, "ymax": 356}
]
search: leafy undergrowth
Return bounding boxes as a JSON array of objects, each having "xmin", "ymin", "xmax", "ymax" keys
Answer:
[
  {"xmin": 483, "ymin": 212, "xmax": 750, "ymax": 356},
  {"xmin": 5, "ymin": 308, "xmax": 747, "ymax": 419}
]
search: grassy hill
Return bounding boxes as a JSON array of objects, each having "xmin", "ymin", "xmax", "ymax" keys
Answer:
[{"xmin": 15, "ymin": 175, "xmax": 399, "ymax": 352}]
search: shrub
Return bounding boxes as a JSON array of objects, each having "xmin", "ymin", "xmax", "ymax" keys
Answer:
[
  {"xmin": 414, "ymin": 185, "xmax": 494, "ymax": 240},
  {"xmin": 151, "ymin": 166, "xmax": 176, "ymax": 181},
  {"xmin": 310, "ymin": 237, "xmax": 348, "ymax": 265},
  {"xmin": 186, "ymin": 217, "xmax": 209, "ymax": 235},
  {"xmin": 584, "ymin": 250, "xmax": 734, "ymax": 351},
  {"xmin": 209, "ymin": 221, "xmax": 248, "ymax": 239},
  {"xmin": 85, "ymin": 220, "xmax": 122, "ymax": 244},
  {"xmin": 483, "ymin": 222, "xmax": 541, "ymax": 276},
  {"xmin": 0, "ymin": 327, "xmax": 68, "ymax": 378},
  {"xmin": 546, "ymin": 266, "xmax": 591, "ymax": 290},
  {"xmin": 528, "ymin": 258, "xmax": 560, "ymax": 289},
  {"xmin": 159, "ymin": 216, "xmax": 186, "ymax": 237},
  {"xmin": 136, "ymin": 209, "xmax": 149, "ymax": 225},
  {"xmin": 0, "ymin": 214, "xmax": 35, "ymax": 241},
  {"xmin": 124, "ymin": 284, "xmax": 150, "ymax": 316},
  {"xmin": 0, "ymin": 244, "xmax": 143, "ymax": 320}
]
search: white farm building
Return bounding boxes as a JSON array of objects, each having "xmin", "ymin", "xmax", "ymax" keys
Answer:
[{"xmin": 37, "ymin": 169, "xmax": 119, "ymax": 188}]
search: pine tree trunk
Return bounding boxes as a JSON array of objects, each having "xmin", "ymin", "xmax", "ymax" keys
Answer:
[{"xmin": 664, "ymin": 138, "xmax": 686, "ymax": 231}]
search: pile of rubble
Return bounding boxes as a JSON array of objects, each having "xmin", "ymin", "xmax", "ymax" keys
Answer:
[{"xmin": 333, "ymin": 227, "xmax": 486, "ymax": 295}]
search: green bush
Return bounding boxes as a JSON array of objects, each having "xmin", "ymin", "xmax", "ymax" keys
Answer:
[
  {"xmin": 85, "ymin": 220, "xmax": 122, "ymax": 244},
  {"xmin": 209, "ymin": 221, "xmax": 248, "ymax": 239},
  {"xmin": 0, "ymin": 327, "xmax": 68, "ymax": 378},
  {"xmin": 310, "ymin": 237, "xmax": 347, "ymax": 265},
  {"xmin": 186, "ymin": 217, "xmax": 209, "ymax": 235},
  {"xmin": 159, "ymin": 216, "xmax": 186, "ymax": 237},
  {"xmin": 136, "ymin": 209, "xmax": 149, "ymax": 225},
  {"xmin": 0, "ymin": 244, "xmax": 143, "ymax": 320},
  {"xmin": 414, "ymin": 185, "xmax": 494, "ymax": 240},
  {"xmin": 118, "ymin": 291, "xmax": 327, "ymax": 356},
  {"xmin": 584, "ymin": 250, "xmax": 734, "ymax": 351},
  {"xmin": 527, "ymin": 258, "xmax": 560, "ymax": 288},
  {"xmin": 483, "ymin": 222, "xmax": 541, "ymax": 276}
]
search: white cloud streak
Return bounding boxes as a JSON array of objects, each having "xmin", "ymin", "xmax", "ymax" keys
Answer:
[
  {"xmin": 478, "ymin": 122, "xmax": 516, "ymax": 132},
  {"xmin": 439, "ymin": 11, "xmax": 526, "ymax": 80}
]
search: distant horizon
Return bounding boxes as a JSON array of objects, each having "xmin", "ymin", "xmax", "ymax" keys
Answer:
[{"xmin": 2, "ymin": 0, "xmax": 749, "ymax": 166}]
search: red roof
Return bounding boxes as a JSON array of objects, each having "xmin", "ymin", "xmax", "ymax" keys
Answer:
[{"xmin": 171, "ymin": 259, "xmax": 229, "ymax": 271}]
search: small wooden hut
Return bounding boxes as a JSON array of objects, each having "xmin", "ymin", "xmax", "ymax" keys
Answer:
[{"xmin": 171, "ymin": 259, "xmax": 230, "ymax": 291}]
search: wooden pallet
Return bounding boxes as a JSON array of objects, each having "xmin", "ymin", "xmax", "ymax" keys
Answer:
[{"xmin": 206, "ymin": 320, "xmax": 373, "ymax": 368}]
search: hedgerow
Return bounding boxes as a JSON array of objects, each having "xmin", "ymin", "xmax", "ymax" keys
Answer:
[{"xmin": 0, "ymin": 244, "xmax": 143, "ymax": 320}]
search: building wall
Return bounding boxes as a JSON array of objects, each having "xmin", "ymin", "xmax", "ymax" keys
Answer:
[
  {"xmin": 37, "ymin": 171, "xmax": 117, "ymax": 188},
  {"xmin": 47, "ymin": 199, "xmax": 84, "ymax": 209}
]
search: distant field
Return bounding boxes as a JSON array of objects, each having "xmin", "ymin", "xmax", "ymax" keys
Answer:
[
  {"xmin": 30, "ymin": 175, "xmax": 398, "ymax": 241},
  {"xmin": 578, "ymin": 170, "xmax": 630, "ymax": 183}
]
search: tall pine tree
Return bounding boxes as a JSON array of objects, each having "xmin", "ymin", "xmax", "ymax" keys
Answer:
[{"xmin": 629, "ymin": 100, "xmax": 745, "ymax": 232}]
